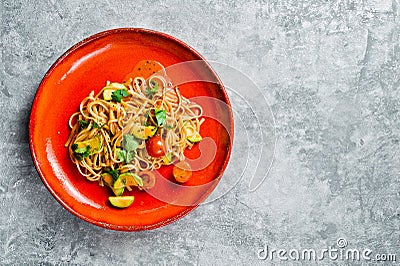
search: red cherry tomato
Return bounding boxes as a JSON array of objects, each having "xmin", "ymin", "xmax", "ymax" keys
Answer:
[{"xmin": 146, "ymin": 136, "xmax": 165, "ymax": 157}]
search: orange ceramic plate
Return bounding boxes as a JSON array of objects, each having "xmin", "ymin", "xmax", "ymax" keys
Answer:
[{"xmin": 29, "ymin": 28, "xmax": 233, "ymax": 231}]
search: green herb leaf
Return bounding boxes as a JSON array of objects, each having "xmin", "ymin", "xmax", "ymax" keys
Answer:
[
  {"xmin": 154, "ymin": 109, "xmax": 166, "ymax": 127},
  {"xmin": 122, "ymin": 134, "xmax": 138, "ymax": 152},
  {"xmin": 111, "ymin": 89, "xmax": 130, "ymax": 102},
  {"xmin": 121, "ymin": 89, "xmax": 130, "ymax": 97},
  {"xmin": 71, "ymin": 143, "xmax": 78, "ymax": 151},
  {"xmin": 106, "ymin": 169, "xmax": 119, "ymax": 181},
  {"xmin": 125, "ymin": 150, "xmax": 135, "ymax": 163},
  {"xmin": 78, "ymin": 119, "xmax": 89, "ymax": 129},
  {"xmin": 93, "ymin": 121, "xmax": 105, "ymax": 129},
  {"xmin": 116, "ymin": 148, "xmax": 135, "ymax": 164},
  {"xmin": 145, "ymin": 82, "xmax": 159, "ymax": 98},
  {"xmin": 116, "ymin": 148, "xmax": 126, "ymax": 162}
]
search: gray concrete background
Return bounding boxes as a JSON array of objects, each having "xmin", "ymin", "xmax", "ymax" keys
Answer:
[{"xmin": 1, "ymin": 0, "xmax": 400, "ymax": 265}]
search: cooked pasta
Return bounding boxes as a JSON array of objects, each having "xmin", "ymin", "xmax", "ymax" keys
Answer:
[{"xmin": 65, "ymin": 62, "xmax": 203, "ymax": 200}]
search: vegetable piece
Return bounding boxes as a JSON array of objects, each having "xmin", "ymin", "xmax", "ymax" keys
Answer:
[
  {"xmin": 146, "ymin": 136, "xmax": 166, "ymax": 157},
  {"xmin": 116, "ymin": 149, "xmax": 125, "ymax": 161},
  {"xmin": 161, "ymin": 153, "xmax": 172, "ymax": 165},
  {"xmin": 103, "ymin": 83, "xmax": 128, "ymax": 100},
  {"xmin": 173, "ymin": 161, "xmax": 192, "ymax": 183},
  {"xmin": 74, "ymin": 146, "xmax": 91, "ymax": 155},
  {"xmin": 154, "ymin": 109, "xmax": 166, "ymax": 127},
  {"xmin": 105, "ymin": 168, "xmax": 119, "ymax": 181},
  {"xmin": 112, "ymin": 174, "xmax": 126, "ymax": 195},
  {"xmin": 102, "ymin": 173, "xmax": 124, "ymax": 196},
  {"xmin": 114, "ymin": 172, "xmax": 143, "ymax": 189},
  {"xmin": 138, "ymin": 171, "xmax": 156, "ymax": 190},
  {"xmin": 116, "ymin": 148, "xmax": 134, "ymax": 164},
  {"xmin": 183, "ymin": 123, "xmax": 202, "ymax": 143},
  {"xmin": 103, "ymin": 89, "xmax": 115, "ymax": 101},
  {"xmin": 117, "ymin": 135, "xmax": 138, "ymax": 164},
  {"xmin": 106, "ymin": 82, "xmax": 128, "ymax": 90},
  {"xmin": 130, "ymin": 125, "xmax": 157, "ymax": 140},
  {"xmin": 73, "ymin": 135, "xmax": 102, "ymax": 156},
  {"xmin": 104, "ymin": 169, "xmax": 124, "ymax": 195},
  {"xmin": 187, "ymin": 132, "xmax": 202, "ymax": 143},
  {"xmin": 111, "ymin": 89, "xmax": 130, "ymax": 103},
  {"xmin": 113, "ymin": 187, "xmax": 124, "ymax": 196},
  {"xmin": 108, "ymin": 196, "xmax": 135, "ymax": 208},
  {"xmin": 101, "ymin": 173, "xmax": 114, "ymax": 187}
]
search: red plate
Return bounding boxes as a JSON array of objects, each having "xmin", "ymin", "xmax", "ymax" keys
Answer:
[{"xmin": 29, "ymin": 28, "xmax": 233, "ymax": 230}]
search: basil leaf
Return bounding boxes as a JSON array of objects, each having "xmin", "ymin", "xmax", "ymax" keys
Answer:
[
  {"xmin": 125, "ymin": 150, "xmax": 135, "ymax": 163},
  {"xmin": 116, "ymin": 148, "xmax": 126, "ymax": 162},
  {"xmin": 154, "ymin": 109, "xmax": 166, "ymax": 127},
  {"xmin": 122, "ymin": 134, "xmax": 138, "ymax": 152}
]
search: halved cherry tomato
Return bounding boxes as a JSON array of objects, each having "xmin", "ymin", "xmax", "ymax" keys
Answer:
[
  {"xmin": 138, "ymin": 171, "xmax": 156, "ymax": 190},
  {"xmin": 173, "ymin": 161, "xmax": 192, "ymax": 183},
  {"xmin": 146, "ymin": 136, "xmax": 166, "ymax": 157}
]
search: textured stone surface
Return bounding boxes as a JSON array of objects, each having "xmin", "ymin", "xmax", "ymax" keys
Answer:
[{"xmin": 1, "ymin": 0, "xmax": 399, "ymax": 265}]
